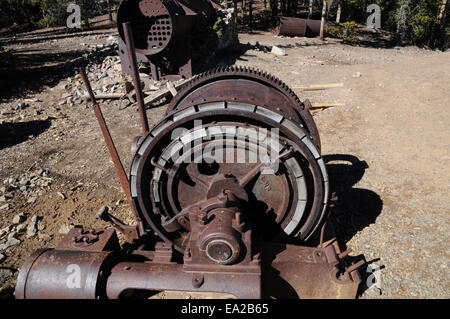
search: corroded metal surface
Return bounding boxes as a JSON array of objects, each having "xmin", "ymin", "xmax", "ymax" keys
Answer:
[
  {"xmin": 15, "ymin": 64, "xmax": 363, "ymax": 299},
  {"xmin": 274, "ymin": 17, "xmax": 323, "ymax": 37},
  {"xmin": 117, "ymin": 0, "xmax": 216, "ymax": 80}
]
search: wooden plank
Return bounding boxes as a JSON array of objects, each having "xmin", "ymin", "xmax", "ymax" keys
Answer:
[
  {"xmin": 143, "ymin": 88, "xmax": 172, "ymax": 105},
  {"xmin": 293, "ymin": 83, "xmax": 344, "ymax": 91},
  {"xmin": 93, "ymin": 93, "xmax": 126, "ymax": 99},
  {"xmin": 143, "ymin": 80, "xmax": 187, "ymax": 106}
]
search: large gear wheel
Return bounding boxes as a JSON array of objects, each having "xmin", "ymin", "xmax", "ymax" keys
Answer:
[{"xmin": 130, "ymin": 68, "xmax": 329, "ymax": 252}]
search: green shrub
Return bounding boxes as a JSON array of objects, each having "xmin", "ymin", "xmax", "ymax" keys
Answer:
[{"xmin": 329, "ymin": 21, "xmax": 360, "ymax": 44}]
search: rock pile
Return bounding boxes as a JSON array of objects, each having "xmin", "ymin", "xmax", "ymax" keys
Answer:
[
  {"xmin": 0, "ymin": 169, "xmax": 53, "ymax": 209},
  {"xmin": 0, "ymin": 213, "xmax": 53, "ymax": 253},
  {"xmin": 58, "ymin": 55, "xmax": 127, "ymax": 107}
]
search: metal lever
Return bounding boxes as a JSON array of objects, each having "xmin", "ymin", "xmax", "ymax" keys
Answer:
[{"xmin": 95, "ymin": 206, "xmax": 139, "ymax": 243}]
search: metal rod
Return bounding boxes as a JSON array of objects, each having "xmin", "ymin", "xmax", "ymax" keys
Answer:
[
  {"xmin": 346, "ymin": 259, "xmax": 365, "ymax": 274},
  {"xmin": 122, "ymin": 22, "xmax": 150, "ymax": 135},
  {"xmin": 79, "ymin": 67, "xmax": 133, "ymax": 207}
]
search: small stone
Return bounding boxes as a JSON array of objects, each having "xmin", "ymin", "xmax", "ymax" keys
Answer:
[
  {"xmin": 0, "ymin": 268, "xmax": 13, "ymax": 280},
  {"xmin": 27, "ymin": 197, "xmax": 37, "ymax": 204},
  {"xmin": 353, "ymin": 72, "xmax": 362, "ymax": 78},
  {"xmin": 4, "ymin": 192, "xmax": 14, "ymax": 199},
  {"xmin": 8, "ymin": 176, "xmax": 18, "ymax": 184},
  {"xmin": 0, "ymin": 253, "xmax": 5, "ymax": 263},
  {"xmin": 57, "ymin": 191, "xmax": 66, "ymax": 200},
  {"xmin": 59, "ymin": 223, "xmax": 72, "ymax": 234},
  {"xmin": 26, "ymin": 217, "xmax": 39, "ymax": 238},
  {"xmin": 38, "ymin": 232, "xmax": 52, "ymax": 241},
  {"xmin": 16, "ymin": 224, "xmax": 27, "ymax": 233},
  {"xmin": 7, "ymin": 231, "xmax": 17, "ymax": 239},
  {"xmin": 12, "ymin": 213, "xmax": 26, "ymax": 224},
  {"xmin": 0, "ymin": 196, "xmax": 5, "ymax": 202},
  {"xmin": 26, "ymin": 228, "xmax": 37, "ymax": 238},
  {"xmin": 1, "ymin": 226, "xmax": 12, "ymax": 233},
  {"xmin": 0, "ymin": 204, "xmax": 10, "ymax": 211},
  {"xmin": 37, "ymin": 223, "xmax": 45, "ymax": 231},
  {"xmin": 271, "ymin": 46, "xmax": 286, "ymax": 56},
  {"xmin": 15, "ymin": 102, "xmax": 28, "ymax": 111},
  {"xmin": 365, "ymin": 286, "xmax": 382, "ymax": 297},
  {"xmin": 0, "ymin": 237, "xmax": 21, "ymax": 250}
]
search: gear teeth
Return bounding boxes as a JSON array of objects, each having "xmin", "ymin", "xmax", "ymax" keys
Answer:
[{"xmin": 168, "ymin": 65, "xmax": 303, "ymax": 113}]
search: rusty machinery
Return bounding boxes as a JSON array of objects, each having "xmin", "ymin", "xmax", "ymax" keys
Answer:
[
  {"xmin": 273, "ymin": 17, "xmax": 323, "ymax": 37},
  {"xmin": 15, "ymin": 65, "xmax": 364, "ymax": 299},
  {"xmin": 117, "ymin": 0, "xmax": 218, "ymax": 81}
]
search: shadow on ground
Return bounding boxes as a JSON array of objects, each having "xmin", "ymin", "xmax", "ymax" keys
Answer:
[
  {"xmin": 0, "ymin": 119, "xmax": 51, "ymax": 150},
  {"xmin": 0, "ymin": 45, "xmax": 117, "ymax": 101},
  {"xmin": 323, "ymin": 154, "xmax": 384, "ymax": 297}
]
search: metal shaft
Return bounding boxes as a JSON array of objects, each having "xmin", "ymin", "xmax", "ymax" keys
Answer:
[
  {"xmin": 79, "ymin": 68, "xmax": 133, "ymax": 207},
  {"xmin": 123, "ymin": 22, "xmax": 150, "ymax": 135}
]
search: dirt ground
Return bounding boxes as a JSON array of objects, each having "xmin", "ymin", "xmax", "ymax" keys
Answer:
[{"xmin": 0, "ymin": 22, "xmax": 448, "ymax": 299}]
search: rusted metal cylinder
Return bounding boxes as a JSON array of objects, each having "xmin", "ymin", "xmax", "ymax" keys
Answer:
[
  {"xmin": 273, "ymin": 17, "xmax": 323, "ymax": 37},
  {"xmin": 15, "ymin": 249, "xmax": 113, "ymax": 299},
  {"xmin": 105, "ymin": 261, "xmax": 261, "ymax": 299},
  {"xmin": 273, "ymin": 16, "xmax": 307, "ymax": 36},
  {"xmin": 117, "ymin": 0, "xmax": 215, "ymax": 56},
  {"xmin": 117, "ymin": 0, "xmax": 182, "ymax": 55}
]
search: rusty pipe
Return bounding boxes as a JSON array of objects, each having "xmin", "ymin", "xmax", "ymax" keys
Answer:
[
  {"xmin": 15, "ymin": 249, "xmax": 261, "ymax": 299},
  {"xmin": 273, "ymin": 17, "xmax": 323, "ymax": 37},
  {"xmin": 106, "ymin": 261, "xmax": 261, "ymax": 299},
  {"xmin": 15, "ymin": 249, "xmax": 113, "ymax": 299}
]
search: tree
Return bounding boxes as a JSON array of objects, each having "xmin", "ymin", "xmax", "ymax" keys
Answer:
[
  {"xmin": 309, "ymin": 0, "xmax": 314, "ymax": 18},
  {"xmin": 319, "ymin": 0, "xmax": 327, "ymax": 39},
  {"xmin": 107, "ymin": 0, "xmax": 113, "ymax": 22},
  {"xmin": 439, "ymin": 0, "xmax": 447, "ymax": 20},
  {"xmin": 336, "ymin": 0, "xmax": 342, "ymax": 22}
]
